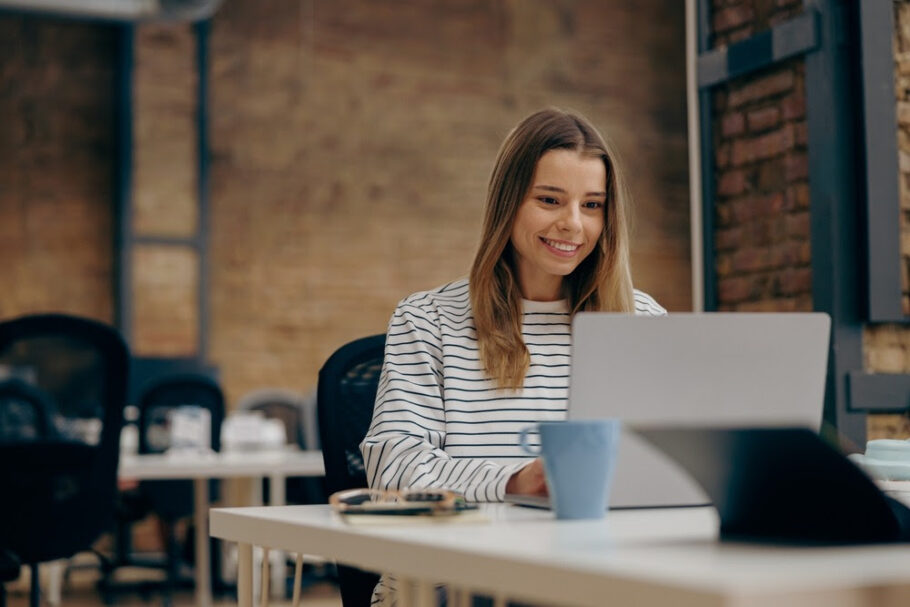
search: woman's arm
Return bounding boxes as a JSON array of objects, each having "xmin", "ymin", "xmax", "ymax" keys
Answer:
[{"xmin": 360, "ymin": 301, "xmax": 528, "ymax": 502}]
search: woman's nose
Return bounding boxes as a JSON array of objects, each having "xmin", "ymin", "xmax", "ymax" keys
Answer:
[{"xmin": 557, "ymin": 204, "xmax": 582, "ymax": 232}]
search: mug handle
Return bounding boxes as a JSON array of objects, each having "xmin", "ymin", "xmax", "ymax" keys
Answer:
[{"xmin": 518, "ymin": 426, "xmax": 541, "ymax": 456}]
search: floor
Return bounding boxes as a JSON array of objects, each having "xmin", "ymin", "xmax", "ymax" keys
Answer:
[
  {"xmin": 3, "ymin": 559, "xmax": 343, "ymax": 607},
  {"xmin": 5, "ymin": 586, "xmax": 342, "ymax": 607}
]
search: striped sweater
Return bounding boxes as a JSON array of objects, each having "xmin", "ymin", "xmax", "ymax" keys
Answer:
[{"xmin": 360, "ymin": 278, "xmax": 666, "ymax": 502}]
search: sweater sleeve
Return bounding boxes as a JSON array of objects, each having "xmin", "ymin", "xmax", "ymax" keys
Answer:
[{"xmin": 360, "ymin": 300, "xmax": 525, "ymax": 502}]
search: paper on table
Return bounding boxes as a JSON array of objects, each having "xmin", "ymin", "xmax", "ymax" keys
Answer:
[
  {"xmin": 335, "ymin": 510, "xmax": 490, "ymax": 526},
  {"xmin": 849, "ymin": 453, "xmax": 910, "ymax": 481}
]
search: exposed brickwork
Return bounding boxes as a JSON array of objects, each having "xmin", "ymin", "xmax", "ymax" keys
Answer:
[
  {"xmin": 865, "ymin": 322, "xmax": 910, "ymax": 438},
  {"xmin": 133, "ymin": 24, "xmax": 198, "ymax": 239},
  {"xmin": 130, "ymin": 24, "xmax": 201, "ymax": 356},
  {"xmin": 895, "ymin": 1, "xmax": 910, "ymax": 314},
  {"xmin": 132, "ymin": 245, "xmax": 199, "ymax": 355},
  {"xmin": 0, "ymin": 16, "xmax": 116, "ymax": 323},
  {"xmin": 0, "ymin": 3, "xmax": 692, "ymax": 412},
  {"xmin": 708, "ymin": 3, "xmax": 910, "ymax": 440},
  {"xmin": 0, "ymin": 1, "xmax": 688, "ymax": 554},
  {"xmin": 709, "ymin": 1, "xmax": 808, "ymax": 314},
  {"xmin": 712, "ymin": 58, "xmax": 809, "ymax": 313},
  {"xmin": 710, "ymin": 0, "xmax": 802, "ymax": 47},
  {"xmin": 868, "ymin": 414, "xmax": 910, "ymax": 441},
  {"xmin": 200, "ymin": 0, "xmax": 692, "ymax": 406}
]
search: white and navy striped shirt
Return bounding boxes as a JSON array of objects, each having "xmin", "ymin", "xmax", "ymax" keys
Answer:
[{"xmin": 361, "ymin": 278, "xmax": 666, "ymax": 502}]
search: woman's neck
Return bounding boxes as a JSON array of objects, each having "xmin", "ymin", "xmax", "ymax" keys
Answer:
[{"xmin": 519, "ymin": 280, "xmax": 565, "ymax": 302}]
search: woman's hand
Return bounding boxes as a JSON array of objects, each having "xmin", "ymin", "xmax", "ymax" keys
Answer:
[{"xmin": 505, "ymin": 458, "xmax": 548, "ymax": 496}]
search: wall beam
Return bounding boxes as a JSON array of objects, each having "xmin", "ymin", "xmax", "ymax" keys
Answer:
[
  {"xmin": 805, "ymin": 0, "xmax": 866, "ymax": 446},
  {"xmin": 114, "ymin": 24, "xmax": 134, "ymax": 341},
  {"xmin": 698, "ymin": 12, "xmax": 818, "ymax": 88},
  {"xmin": 859, "ymin": 2, "xmax": 904, "ymax": 322},
  {"xmin": 194, "ymin": 19, "xmax": 211, "ymax": 360},
  {"xmin": 849, "ymin": 372, "xmax": 910, "ymax": 414}
]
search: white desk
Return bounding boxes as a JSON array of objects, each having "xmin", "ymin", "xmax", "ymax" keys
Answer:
[
  {"xmin": 119, "ymin": 449, "xmax": 324, "ymax": 607},
  {"xmin": 211, "ymin": 503, "xmax": 910, "ymax": 607}
]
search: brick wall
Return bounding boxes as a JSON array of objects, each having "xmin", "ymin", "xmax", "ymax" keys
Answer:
[
  {"xmin": 0, "ymin": 17, "xmax": 116, "ymax": 323},
  {"xmin": 7, "ymin": 0, "xmax": 910, "ymax": 487},
  {"xmin": 898, "ymin": 1, "xmax": 910, "ymax": 315},
  {"xmin": 2, "ymin": 2, "xmax": 692, "ymax": 411},
  {"xmin": 2, "ymin": 2, "xmax": 690, "ymax": 548},
  {"xmin": 197, "ymin": 0, "xmax": 692, "ymax": 406},
  {"xmin": 711, "ymin": 0, "xmax": 809, "ymax": 312},
  {"xmin": 709, "ymin": 1, "xmax": 910, "ymax": 439},
  {"xmin": 131, "ymin": 24, "xmax": 200, "ymax": 355}
]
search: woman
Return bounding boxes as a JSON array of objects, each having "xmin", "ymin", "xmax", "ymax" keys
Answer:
[{"xmin": 361, "ymin": 107, "xmax": 665, "ymax": 505}]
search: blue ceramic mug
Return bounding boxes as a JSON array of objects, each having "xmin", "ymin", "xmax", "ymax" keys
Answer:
[{"xmin": 518, "ymin": 419, "xmax": 621, "ymax": 520}]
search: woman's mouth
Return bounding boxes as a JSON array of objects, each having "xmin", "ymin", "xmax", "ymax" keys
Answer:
[{"xmin": 540, "ymin": 237, "xmax": 581, "ymax": 255}]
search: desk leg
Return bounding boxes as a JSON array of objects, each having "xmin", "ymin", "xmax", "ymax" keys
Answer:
[
  {"xmin": 237, "ymin": 543, "xmax": 253, "ymax": 607},
  {"xmin": 397, "ymin": 578, "xmax": 413, "ymax": 607},
  {"xmin": 451, "ymin": 587, "xmax": 471, "ymax": 607},
  {"xmin": 260, "ymin": 547, "xmax": 271, "ymax": 606},
  {"xmin": 268, "ymin": 472, "xmax": 286, "ymax": 598},
  {"xmin": 45, "ymin": 559, "xmax": 64, "ymax": 606},
  {"xmin": 291, "ymin": 555, "xmax": 304, "ymax": 607},
  {"xmin": 414, "ymin": 580, "xmax": 434, "ymax": 607},
  {"xmin": 397, "ymin": 578, "xmax": 434, "ymax": 607},
  {"xmin": 193, "ymin": 478, "xmax": 212, "ymax": 607}
]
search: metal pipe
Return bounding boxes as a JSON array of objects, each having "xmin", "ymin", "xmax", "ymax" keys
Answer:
[{"xmin": 686, "ymin": 0, "xmax": 704, "ymax": 312}]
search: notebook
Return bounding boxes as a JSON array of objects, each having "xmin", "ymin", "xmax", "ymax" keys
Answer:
[
  {"xmin": 507, "ymin": 312, "xmax": 831, "ymax": 510},
  {"xmin": 635, "ymin": 426, "xmax": 910, "ymax": 543}
]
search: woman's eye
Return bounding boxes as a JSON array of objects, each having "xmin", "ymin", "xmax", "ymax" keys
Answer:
[
  {"xmin": 538, "ymin": 197, "xmax": 559, "ymax": 205},
  {"xmin": 583, "ymin": 201, "xmax": 604, "ymax": 209}
]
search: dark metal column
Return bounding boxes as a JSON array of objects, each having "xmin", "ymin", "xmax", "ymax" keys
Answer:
[
  {"xmin": 194, "ymin": 19, "xmax": 211, "ymax": 360},
  {"xmin": 859, "ymin": 2, "xmax": 903, "ymax": 322},
  {"xmin": 804, "ymin": 0, "xmax": 866, "ymax": 446},
  {"xmin": 697, "ymin": 0, "xmax": 717, "ymax": 311},
  {"xmin": 114, "ymin": 23, "xmax": 134, "ymax": 341}
]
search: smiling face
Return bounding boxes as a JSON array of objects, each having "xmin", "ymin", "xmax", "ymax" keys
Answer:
[{"xmin": 509, "ymin": 148, "xmax": 607, "ymax": 301}]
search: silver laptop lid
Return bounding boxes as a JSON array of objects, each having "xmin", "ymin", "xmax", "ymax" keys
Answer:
[{"xmin": 569, "ymin": 312, "xmax": 831, "ymax": 508}]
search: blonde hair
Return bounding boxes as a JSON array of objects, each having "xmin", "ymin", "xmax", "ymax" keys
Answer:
[{"xmin": 469, "ymin": 108, "xmax": 634, "ymax": 389}]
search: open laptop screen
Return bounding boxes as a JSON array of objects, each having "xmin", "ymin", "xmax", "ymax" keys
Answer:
[{"xmin": 568, "ymin": 313, "xmax": 831, "ymax": 508}]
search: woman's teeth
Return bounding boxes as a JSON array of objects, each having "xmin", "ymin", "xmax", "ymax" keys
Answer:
[{"xmin": 543, "ymin": 238, "xmax": 579, "ymax": 252}]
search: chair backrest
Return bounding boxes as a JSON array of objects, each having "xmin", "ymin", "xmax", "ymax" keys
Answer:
[
  {"xmin": 236, "ymin": 388, "xmax": 313, "ymax": 449},
  {"xmin": 138, "ymin": 373, "xmax": 225, "ymax": 455},
  {"xmin": 129, "ymin": 356, "xmax": 219, "ymax": 409},
  {"xmin": 237, "ymin": 387, "xmax": 325, "ymax": 505},
  {"xmin": 317, "ymin": 334, "xmax": 385, "ymax": 496},
  {"xmin": 0, "ymin": 313, "xmax": 129, "ymax": 564},
  {"xmin": 137, "ymin": 373, "xmax": 225, "ymax": 519},
  {"xmin": 317, "ymin": 334, "xmax": 385, "ymax": 607},
  {"xmin": 0, "ymin": 378, "xmax": 56, "ymax": 441}
]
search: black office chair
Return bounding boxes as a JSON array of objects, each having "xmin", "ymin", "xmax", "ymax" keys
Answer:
[
  {"xmin": 317, "ymin": 334, "xmax": 386, "ymax": 607},
  {"xmin": 98, "ymin": 372, "xmax": 225, "ymax": 606},
  {"xmin": 237, "ymin": 388, "xmax": 326, "ymax": 505},
  {"xmin": 0, "ymin": 313, "xmax": 129, "ymax": 607},
  {"xmin": 0, "ymin": 377, "xmax": 56, "ymax": 606},
  {"xmin": 0, "ymin": 550, "xmax": 21, "ymax": 607},
  {"xmin": 142, "ymin": 374, "xmax": 225, "ymax": 604},
  {"xmin": 0, "ymin": 377, "xmax": 56, "ymax": 441}
]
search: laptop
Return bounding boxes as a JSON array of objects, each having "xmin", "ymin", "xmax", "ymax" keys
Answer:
[
  {"xmin": 508, "ymin": 312, "xmax": 831, "ymax": 510},
  {"xmin": 635, "ymin": 426, "xmax": 910, "ymax": 543}
]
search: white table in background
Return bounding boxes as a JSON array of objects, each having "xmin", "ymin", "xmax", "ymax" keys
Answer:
[
  {"xmin": 878, "ymin": 480, "xmax": 910, "ymax": 506},
  {"xmin": 119, "ymin": 449, "xmax": 324, "ymax": 607},
  {"xmin": 211, "ymin": 503, "xmax": 910, "ymax": 607}
]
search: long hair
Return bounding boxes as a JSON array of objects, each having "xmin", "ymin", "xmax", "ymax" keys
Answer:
[{"xmin": 469, "ymin": 108, "xmax": 634, "ymax": 389}]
